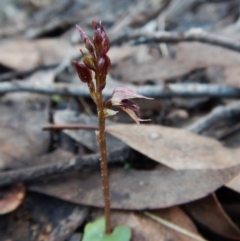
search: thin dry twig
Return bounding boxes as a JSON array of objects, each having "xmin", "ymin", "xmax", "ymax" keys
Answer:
[
  {"xmin": 112, "ymin": 28, "xmax": 240, "ymax": 53},
  {"xmin": 1, "ymin": 82, "xmax": 240, "ymax": 98},
  {"xmin": 43, "ymin": 124, "xmax": 98, "ymax": 131},
  {"xmin": 187, "ymin": 101, "xmax": 240, "ymax": 134},
  {"xmin": 0, "ymin": 146, "xmax": 129, "ymax": 188}
]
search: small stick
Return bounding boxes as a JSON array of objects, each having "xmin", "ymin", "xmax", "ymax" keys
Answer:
[
  {"xmin": 43, "ymin": 124, "xmax": 98, "ymax": 131},
  {"xmin": 0, "ymin": 82, "xmax": 240, "ymax": 98},
  {"xmin": 112, "ymin": 28, "xmax": 240, "ymax": 53},
  {"xmin": 187, "ymin": 101, "xmax": 240, "ymax": 134}
]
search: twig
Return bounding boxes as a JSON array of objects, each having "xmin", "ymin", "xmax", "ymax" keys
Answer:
[
  {"xmin": 1, "ymin": 82, "xmax": 240, "ymax": 98},
  {"xmin": 112, "ymin": 28, "xmax": 240, "ymax": 53},
  {"xmin": 187, "ymin": 101, "xmax": 240, "ymax": 134},
  {"xmin": 0, "ymin": 64, "xmax": 58, "ymax": 82},
  {"xmin": 43, "ymin": 124, "xmax": 98, "ymax": 131},
  {"xmin": 0, "ymin": 146, "xmax": 129, "ymax": 188}
]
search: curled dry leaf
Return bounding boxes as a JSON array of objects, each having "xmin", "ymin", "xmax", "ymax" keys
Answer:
[
  {"xmin": 184, "ymin": 194, "xmax": 240, "ymax": 240},
  {"xmin": 106, "ymin": 124, "xmax": 240, "ymax": 170},
  {"xmin": 0, "ymin": 183, "xmax": 25, "ymax": 215},
  {"xmin": 29, "ymin": 165, "xmax": 240, "ymax": 210}
]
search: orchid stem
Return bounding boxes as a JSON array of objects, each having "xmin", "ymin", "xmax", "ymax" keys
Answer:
[{"xmin": 96, "ymin": 89, "xmax": 112, "ymax": 234}]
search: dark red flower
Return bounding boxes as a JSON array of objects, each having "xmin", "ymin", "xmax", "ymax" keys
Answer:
[
  {"xmin": 105, "ymin": 87, "xmax": 153, "ymax": 125},
  {"xmin": 72, "ymin": 60, "xmax": 92, "ymax": 83},
  {"xmin": 97, "ymin": 52, "xmax": 111, "ymax": 76},
  {"xmin": 92, "ymin": 20, "xmax": 110, "ymax": 54}
]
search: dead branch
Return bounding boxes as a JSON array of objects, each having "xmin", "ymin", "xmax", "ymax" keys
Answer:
[
  {"xmin": 187, "ymin": 101, "xmax": 240, "ymax": 134},
  {"xmin": 112, "ymin": 28, "xmax": 240, "ymax": 53},
  {"xmin": 1, "ymin": 82, "xmax": 240, "ymax": 98},
  {"xmin": 0, "ymin": 146, "xmax": 129, "ymax": 188}
]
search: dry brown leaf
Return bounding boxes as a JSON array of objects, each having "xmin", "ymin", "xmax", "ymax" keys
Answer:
[
  {"xmin": 30, "ymin": 164, "xmax": 240, "ymax": 209},
  {"xmin": 144, "ymin": 212, "xmax": 206, "ymax": 241},
  {"xmin": 152, "ymin": 207, "xmax": 198, "ymax": 232},
  {"xmin": 184, "ymin": 194, "xmax": 240, "ymax": 240},
  {"xmin": 117, "ymin": 210, "xmax": 200, "ymax": 241},
  {"xmin": 106, "ymin": 124, "xmax": 240, "ymax": 170},
  {"xmin": 0, "ymin": 38, "xmax": 78, "ymax": 71},
  {"xmin": 0, "ymin": 70, "xmax": 51, "ymax": 170},
  {"xmin": 0, "ymin": 183, "xmax": 25, "ymax": 215},
  {"xmin": 110, "ymin": 42, "xmax": 240, "ymax": 83},
  {"xmin": 223, "ymin": 66, "xmax": 240, "ymax": 88},
  {"xmin": 226, "ymin": 173, "xmax": 240, "ymax": 194},
  {"xmin": 110, "ymin": 49, "xmax": 184, "ymax": 83},
  {"xmin": 108, "ymin": 45, "xmax": 140, "ymax": 65}
]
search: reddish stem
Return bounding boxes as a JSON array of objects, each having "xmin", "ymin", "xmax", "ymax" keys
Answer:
[{"xmin": 96, "ymin": 89, "xmax": 112, "ymax": 234}]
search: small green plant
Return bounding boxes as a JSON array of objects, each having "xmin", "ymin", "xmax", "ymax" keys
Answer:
[
  {"xmin": 73, "ymin": 20, "xmax": 152, "ymax": 239},
  {"xmin": 82, "ymin": 218, "xmax": 131, "ymax": 241}
]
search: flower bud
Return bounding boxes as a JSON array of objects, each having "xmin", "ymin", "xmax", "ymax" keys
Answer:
[
  {"xmin": 99, "ymin": 23, "xmax": 110, "ymax": 53},
  {"xmin": 97, "ymin": 52, "xmax": 111, "ymax": 77},
  {"xmin": 76, "ymin": 24, "xmax": 87, "ymax": 39},
  {"xmin": 92, "ymin": 20, "xmax": 110, "ymax": 54},
  {"xmin": 72, "ymin": 60, "xmax": 92, "ymax": 83},
  {"xmin": 76, "ymin": 24, "xmax": 95, "ymax": 55},
  {"xmin": 93, "ymin": 31, "xmax": 103, "ymax": 53},
  {"xmin": 83, "ymin": 55, "xmax": 96, "ymax": 71},
  {"xmin": 84, "ymin": 38, "xmax": 95, "ymax": 55}
]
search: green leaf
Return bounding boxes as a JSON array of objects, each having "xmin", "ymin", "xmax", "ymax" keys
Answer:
[{"xmin": 82, "ymin": 217, "xmax": 131, "ymax": 241}]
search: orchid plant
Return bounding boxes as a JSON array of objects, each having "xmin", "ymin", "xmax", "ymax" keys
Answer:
[{"xmin": 72, "ymin": 20, "xmax": 152, "ymax": 239}]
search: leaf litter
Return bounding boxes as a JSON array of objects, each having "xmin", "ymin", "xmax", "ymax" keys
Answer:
[{"xmin": 1, "ymin": 0, "xmax": 240, "ymax": 240}]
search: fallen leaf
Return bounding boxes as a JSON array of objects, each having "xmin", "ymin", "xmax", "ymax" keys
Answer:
[
  {"xmin": 29, "ymin": 165, "xmax": 240, "ymax": 209},
  {"xmin": 226, "ymin": 173, "xmax": 240, "ymax": 194},
  {"xmin": 110, "ymin": 43, "xmax": 240, "ymax": 84},
  {"xmin": 106, "ymin": 124, "xmax": 240, "ymax": 170},
  {"xmin": 0, "ymin": 70, "xmax": 52, "ymax": 170},
  {"xmin": 223, "ymin": 66, "xmax": 240, "ymax": 88},
  {"xmin": 151, "ymin": 206, "xmax": 199, "ymax": 232},
  {"xmin": 184, "ymin": 194, "xmax": 240, "ymax": 240},
  {"xmin": 0, "ymin": 38, "xmax": 78, "ymax": 71},
  {"xmin": 144, "ymin": 211, "xmax": 205, "ymax": 241},
  {"xmin": 0, "ymin": 183, "xmax": 25, "ymax": 215}
]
